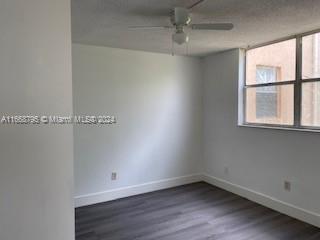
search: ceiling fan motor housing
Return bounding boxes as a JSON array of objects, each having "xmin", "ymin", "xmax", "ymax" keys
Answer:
[{"xmin": 171, "ymin": 7, "xmax": 191, "ymax": 26}]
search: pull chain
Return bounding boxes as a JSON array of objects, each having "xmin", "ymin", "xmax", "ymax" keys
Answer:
[
  {"xmin": 186, "ymin": 40, "xmax": 189, "ymax": 56},
  {"xmin": 171, "ymin": 39, "xmax": 175, "ymax": 56}
]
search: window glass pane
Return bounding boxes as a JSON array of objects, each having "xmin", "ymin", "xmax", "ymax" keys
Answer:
[
  {"xmin": 301, "ymin": 81, "xmax": 320, "ymax": 127},
  {"xmin": 302, "ymin": 33, "xmax": 320, "ymax": 79},
  {"xmin": 246, "ymin": 84, "xmax": 294, "ymax": 125},
  {"xmin": 246, "ymin": 39, "xmax": 296, "ymax": 85}
]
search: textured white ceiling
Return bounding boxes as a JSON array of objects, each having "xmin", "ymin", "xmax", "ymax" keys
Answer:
[{"xmin": 71, "ymin": 0, "xmax": 320, "ymax": 57}]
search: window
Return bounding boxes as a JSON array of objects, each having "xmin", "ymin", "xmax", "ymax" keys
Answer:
[{"xmin": 244, "ymin": 31, "xmax": 320, "ymax": 130}]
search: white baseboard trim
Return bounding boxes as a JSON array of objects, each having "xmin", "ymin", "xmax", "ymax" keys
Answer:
[
  {"xmin": 202, "ymin": 173, "xmax": 320, "ymax": 228},
  {"xmin": 75, "ymin": 173, "xmax": 202, "ymax": 208}
]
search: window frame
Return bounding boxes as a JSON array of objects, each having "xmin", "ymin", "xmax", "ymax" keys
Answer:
[{"xmin": 243, "ymin": 29, "xmax": 320, "ymax": 131}]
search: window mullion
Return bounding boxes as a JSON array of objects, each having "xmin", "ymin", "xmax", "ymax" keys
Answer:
[{"xmin": 294, "ymin": 36, "xmax": 303, "ymax": 127}]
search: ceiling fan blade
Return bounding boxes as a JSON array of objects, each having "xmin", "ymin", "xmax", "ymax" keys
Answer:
[
  {"xmin": 191, "ymin": 23, "xmax": 234, "ymax": 30},
  {"xmin": 128, "ymin": 26, "xmax": 172, "ymax": 30},
  {"xmin": 188, "ymin": 0, "xmax": 206, "ymax": 9}
]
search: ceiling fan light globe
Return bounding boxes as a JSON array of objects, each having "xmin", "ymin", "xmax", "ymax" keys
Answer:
[{"xmin": 172, "ymin": 32, "xmax": 189, "ymax": 45}]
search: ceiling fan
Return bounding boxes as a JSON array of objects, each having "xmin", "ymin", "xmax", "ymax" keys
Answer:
[{"xmin": 129, "ymin": 0, "xmax": 234, "ymax": 46}]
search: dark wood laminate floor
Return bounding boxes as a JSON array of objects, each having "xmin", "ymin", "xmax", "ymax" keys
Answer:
[{"xmin": 76, "ymin": 182, "xmax": 320, "ymax": 240}]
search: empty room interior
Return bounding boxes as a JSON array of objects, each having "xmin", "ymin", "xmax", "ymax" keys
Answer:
[{"xmin": 2, "ymin": 0, "xmax": 320, "ymax": 239}]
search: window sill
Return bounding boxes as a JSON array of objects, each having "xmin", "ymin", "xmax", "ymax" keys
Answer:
[{"xmin": 238, "ymin": 123, "xmax": 320, "ymax": 133}]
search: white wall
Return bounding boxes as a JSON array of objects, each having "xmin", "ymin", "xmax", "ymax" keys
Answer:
[
  {"xmin": 73, "ymin": 44, "xmax": 203, "ymax": 206},
  {"xmin": 203, "ymin": 49, "xmax": 320, "ymax": 226},
  {"xmin": 0, "ymin": 1, "xmax": 74, "ymax": 240}
]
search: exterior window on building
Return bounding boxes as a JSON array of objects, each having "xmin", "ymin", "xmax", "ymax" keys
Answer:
[{"xmin": 255, "ymin": 66, "xmax": 278, "ymax": 119}]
